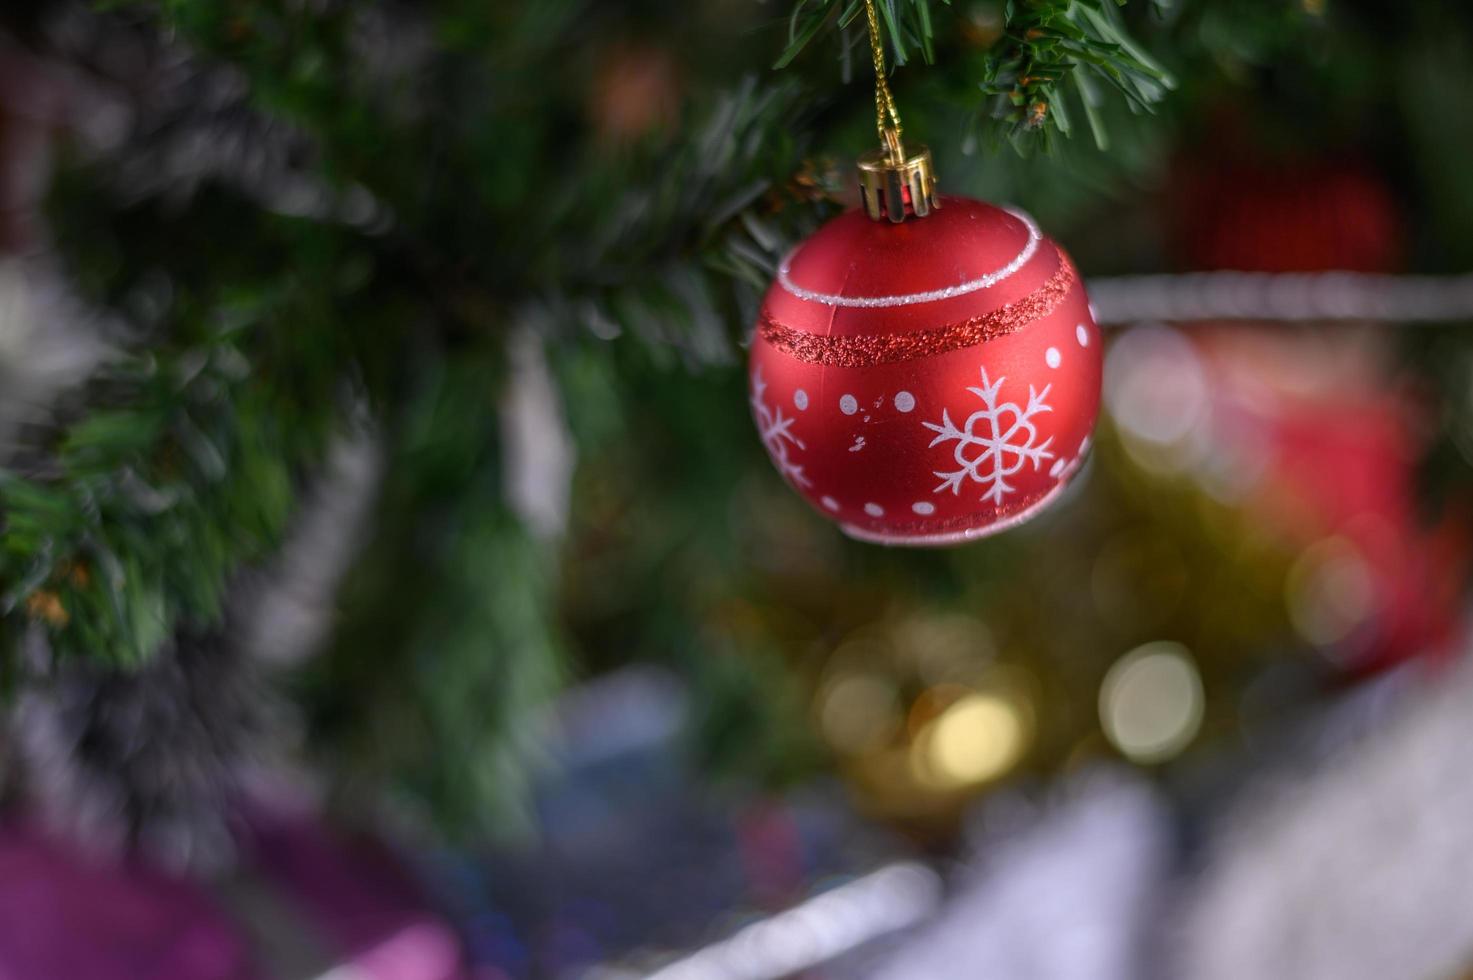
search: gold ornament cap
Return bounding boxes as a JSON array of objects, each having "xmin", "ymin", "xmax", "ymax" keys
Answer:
[{"xmin": 857, "ymin": 128, "xmax": 939, "ymax": 223}]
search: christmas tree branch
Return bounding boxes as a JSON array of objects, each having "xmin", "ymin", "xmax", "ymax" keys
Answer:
[
  {"xmin": 777, "ymin": 0, "xmax": 944, "ymax": 70},
  {"xmin": 0, "ymin": 295, "xmax": 335, "ymax": 664},
  {"xmin": 300, "ymin": 354, "xmax": 566, "ymax": 836},
  {"xmin": 0, "ymin": 8, "xmax": 827, "ymax": 671},
  {"xmin": 980, "ymin": 0, "xmax": 1173, "ymax": 151},
  {"xmin": 778, "ymin": 0, "xmax": 1173, "ymax": 151}
]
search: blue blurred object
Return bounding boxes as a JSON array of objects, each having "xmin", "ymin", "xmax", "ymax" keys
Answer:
[{"xmin": 414, "ymin": 666, "xmax": 913, "ymax": 978}]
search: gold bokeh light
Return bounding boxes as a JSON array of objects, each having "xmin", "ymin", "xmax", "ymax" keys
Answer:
[{"xmin": 912, "ymin": 692, "xmax": 1028, "ymax": 790}]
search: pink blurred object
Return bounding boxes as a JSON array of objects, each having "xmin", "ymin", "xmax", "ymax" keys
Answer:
[
  {"xmin": 736, "ymin": 800, "xmax": 805, "ymax": 908},
  {"xmin": 239, "ymin": 803, "xmax": 468, "ymax": 980},
  {"xmin": 0, "ymin": 800, "xmax": 469, "ymax": 980},
  {"xmin": 0, "ymin": 825, "xmax": 257, "ymax": 980}
]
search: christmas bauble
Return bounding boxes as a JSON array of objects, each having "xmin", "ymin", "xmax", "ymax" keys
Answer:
[{"xmin": 749, "ymin": 195, "xmax": 1101, "ymax": 545}]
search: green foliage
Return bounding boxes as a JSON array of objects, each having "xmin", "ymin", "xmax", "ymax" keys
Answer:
[
  {"xmin": 978, "ymin": 0, "xmax": 1173, "ymax": 152},
  {"xmin": 300, "ymin": 354, "xmax": 564, "ymax": 836},
  {"xmin": 544, "ymin": 77, "xmax": 844, "ymax": 367},
  {"xmin": 776, "ymin": 0, "xmax": 1172, "ymax": 152},
  {"xmin": 0, "ymin": 330, "xmax": 294, "ymax": 665},
  {"xmin": 0, "ymin": 183, "xmax": 360, "ymax": 663},
  {"xmin": 778, "ymin": 0, "xmax": 947, "ymax": 70},
  {"xmin": 3, "ymin": 3, "xmax": 823, "ymax": 661},
  {"xmin": 2, "ymin": 0, "xmax": 854, "ymax": 829}
]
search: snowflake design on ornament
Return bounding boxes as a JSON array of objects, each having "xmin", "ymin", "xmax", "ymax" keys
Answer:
[
  {"xmin": 923, "ymin": 367, "xmax": 1054, "ymax": 505},
  {"xmin": 751, "ymin": 369, "xmax": 811, "ymax": 487}
]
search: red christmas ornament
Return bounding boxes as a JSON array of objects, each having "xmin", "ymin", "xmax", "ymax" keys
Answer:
[{"xmin": 749, "ymin": 149, "xmax": 1101, "ymax": 546}]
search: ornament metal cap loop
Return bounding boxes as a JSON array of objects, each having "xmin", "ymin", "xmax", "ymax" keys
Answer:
[{"xmin": 857, "ymin": 129, "xmax": 939, "ymax": 224}]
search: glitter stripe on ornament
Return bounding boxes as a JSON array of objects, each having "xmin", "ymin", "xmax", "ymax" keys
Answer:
[
  {"xmin": 777, "ymin": 207, "xmax": 1044, "ymax": 309},
  {"xmin": 759, "ymin": 247, "xmax": 1076, "ymax": 368}
]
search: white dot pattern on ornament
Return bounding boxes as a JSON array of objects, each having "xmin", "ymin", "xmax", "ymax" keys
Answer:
[
  {"xmin": 1046, "ymin": 347, "xmax": 1061, "ymax": 368},
  {"xmin": 1076, "ymin": 323, "xmax": 1089, "ymax": 347},
  {"xmin": 864, "ymin": 503, "xmax": 884, "ymax": 517},
  {"xmin": 794, "ymin": 389, "xmax": 809, "ymax": 410},
  {"xmin": 841, "ymin": 478, "xmax": 1071, "ymax": 547},
  {"xmin": 894, "ymin": 391, "xmax": 916, "ymax": 412},
  {"xmin": 840, "ymin": 394, "xmax": 859, "ymax": 415},
  {"xmin": 822, "ymin": 496, "xmax": 840, "ymax": 511},
  {"xmin": 1050, "ymin": 457, "xmax": 1066, "ymax": 478},
  {"xmin": 911, "ymin": 501, "xmax": 935, "ymax": 515},
  {"xmin": 776, "ymin": 208, "xmax": 1044, "ymax": 309}
]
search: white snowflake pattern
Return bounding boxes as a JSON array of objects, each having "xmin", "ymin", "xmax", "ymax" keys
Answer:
[
  {"xmin": 923, "ymin": 367, "xmax": 1054, "ymax": 505},
  {"xmin": 751, "ymin": 369, "xmax": 811, "ymax": 487}
]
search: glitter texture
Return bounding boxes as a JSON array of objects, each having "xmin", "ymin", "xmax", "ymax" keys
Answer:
[
  {"xmin": 759, "ymin": 248, "xmax": 1075, "ymax": 368},
  {"xmin": 777, "ymin": 207, "xmax": 1043, "ymax": 309}
]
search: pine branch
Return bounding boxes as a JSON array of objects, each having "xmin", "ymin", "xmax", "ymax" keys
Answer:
[
  {"xmin": 552, "ymin": 78, "xmax": 844, "ymax": 366},
  {"xmin": 300, "ymin": 355, "xmax": 565, "ymax": 836},
  {"xmin": 0, "ymin": 307, "xmax": 333, "ymax": 664},
  {"xmin": 980, "ymin": 0, "xmax": 1173, "ymax": 152},
  {"xmin": 777, "ymin": 0, "xmax": 946, "ymax": 70},
  {"xmin": 2, "ymin": 4, "xmax": 828, "ymax": 706},
  {"xmin": 778, "ymin": 0, "xmax": 1173, "ymax": 152}
]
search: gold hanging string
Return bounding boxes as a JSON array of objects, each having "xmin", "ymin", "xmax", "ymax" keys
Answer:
[
  {"xmin": 853, "ymin": 0, "xmax": 936, "ymax": 221},
  {"xmin": 863, "ymin": 0, "xmax": 904, "ymax": 163}
]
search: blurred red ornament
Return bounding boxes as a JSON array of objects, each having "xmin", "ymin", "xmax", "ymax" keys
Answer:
[
  {"xmin": 1169, "ymin": 149, "xmax": 1463, "ymax": 671},
  {"xmin": 1171, "ymin": 157, "xmax": 1405, "ymax": 274},
  {"xmin": 748, "ymin": 196, "xmax": 1101, "ymax": 545}
]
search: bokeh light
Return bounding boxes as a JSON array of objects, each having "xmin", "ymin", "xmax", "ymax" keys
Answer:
[
  {"xmin": 818, "ymin": 671, "xmax": 901, "ymax": 755},
  {"xmin": 1103, "ymin": 324, "xmax": 1212, "ymax": 475},
  {"xmin": 890, "ymin": 613, "xmax": 996, "ymax": 687},
  {"xmin": 1286, "ymin": 536, "xmax": 1378, "ymax": 648},
  {"xmin": 913, "ymin": 692, "xmax": 1029, "ymax": 790},
  {"xmin": 1099, "ymin": 642, "xmax": 1205, "ymax": 763}
]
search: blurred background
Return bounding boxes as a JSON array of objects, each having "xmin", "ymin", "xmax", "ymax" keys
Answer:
[{"xmin": 3, "ymin": 0, "xmax": 1473, "ymax": 977}]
